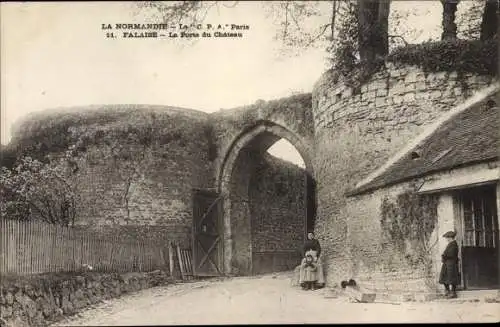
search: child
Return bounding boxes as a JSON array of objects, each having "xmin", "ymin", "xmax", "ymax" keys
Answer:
[{"xmin": 300, "ymin": 254, "xmax": 318, "ymax": 290}]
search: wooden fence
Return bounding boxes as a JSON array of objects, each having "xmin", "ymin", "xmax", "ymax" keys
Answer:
[{"xmin": 0, "ymin": 219, "xmax": 166, "ymax": 275}]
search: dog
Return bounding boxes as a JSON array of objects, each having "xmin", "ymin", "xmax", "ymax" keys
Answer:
[{"xmin": 340, "ymin": 279, "xmax": 357, "ymax": 289}]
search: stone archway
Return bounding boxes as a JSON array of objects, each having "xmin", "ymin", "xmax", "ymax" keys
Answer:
[{"xmin": 217, "ymin": 121, "xmax": 315, "ymax": 276}]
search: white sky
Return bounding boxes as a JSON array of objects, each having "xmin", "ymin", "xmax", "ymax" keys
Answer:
[{"xmin": 1, "ymin": 1, "xmax": 450, "ymax": 167}]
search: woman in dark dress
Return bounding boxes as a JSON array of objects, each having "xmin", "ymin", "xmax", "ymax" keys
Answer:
[
  {"xmin": 297, "ymin": 232, "xmax": 325, "ymax": 289},
  {"xmin": 303, "ymin": 232, "xmax": 321, "ymax": 258},
  {"xmin": 439, "ymin": 231, "xmax": 460, "ymax": 298}
]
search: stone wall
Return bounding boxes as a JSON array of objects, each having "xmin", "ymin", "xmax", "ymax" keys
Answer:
[
  {"xmin": 250, "ymin": 154, "xmax": 306, "ymax": 253},
  {"xmin": 4, "ymin": 102, "xmax": 312, "ymax": 277},
  {"xmin": 228, "ymin": 146, "xmax": 255, "ymax": 275},
  {"xmin": 7, "ymin": 106, "xmax": 215, "ymax": 249},
  {"xmin": 344, "ymin": 181, "xmax": 435, "ymax": 293},
  {"xmin": 249, "ymin": 154, "xmax": 306, "ymax": 274},
  {"xmin": 312, "ymin": 63, "xmax": 496, "ymax": 288},
  {"xmin": 0, "ymin": 270, "xmax": 170, "ymax": 327},
  {"xmin": 228, "ymin": 148, "xmax": 307, "ymax": 275}
]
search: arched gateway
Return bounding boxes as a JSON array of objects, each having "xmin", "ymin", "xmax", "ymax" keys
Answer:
[{"xmin": 191, "ymin": 121, "xmax": 316, "ymax": 277}]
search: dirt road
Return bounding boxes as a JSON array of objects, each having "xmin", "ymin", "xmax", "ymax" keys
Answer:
[{"xmin": 51, "ymin": 272, "xmax": 499, "ymax": 325}]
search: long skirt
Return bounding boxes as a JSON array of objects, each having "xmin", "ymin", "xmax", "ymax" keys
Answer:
[
  {"xmin": 302, "ymin": 267, "xmax": 317, "ymax": 282},
  {"xmin": 295, "ymin": 258, "xmax": 325, "ymax": 286}
]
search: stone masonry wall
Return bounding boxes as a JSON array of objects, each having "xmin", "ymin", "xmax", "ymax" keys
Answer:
[
  {"xmin": 250, "ymin": 154, "xmax": 306, "ymax": 254},
  {"xmin": 71, "ymin": 117, "xmax": 213, "ymax": 248},
  {"xmin": 249, "ymin": 154, "xmax": 306, "ymax": 274},
  {"xmin": 228, "ymin": 146, "xmax": 255, "ymax": 275},
  {"xmin": 228, "ymin": 148, "xmax": 306, "ymax": 275},
  {"xmin": 71, "ymin": 138, "xmax": 209, "ymax": 248},
  {"xmin": 0, "ymin": 270, "xmax": 170, "ymax": 327},
  {"xmin": 312, "ymin": 63, "xmax": 496, "ymax": 288},
  {"xmin": 6, "ymin": 106, "xmax": 215, "ymax": 250}
]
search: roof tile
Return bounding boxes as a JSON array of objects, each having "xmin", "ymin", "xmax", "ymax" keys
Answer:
[{"xmin": 350, "ymin": 95, "xmax": 499, "ymax": 195}]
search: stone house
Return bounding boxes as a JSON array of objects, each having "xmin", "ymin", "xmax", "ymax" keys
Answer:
[{"xmin": 347, "ymin": 84, "xmax": 499, "ymax": 291}]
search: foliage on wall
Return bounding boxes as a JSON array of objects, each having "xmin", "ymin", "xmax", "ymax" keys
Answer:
[
  {"xmin": 387, "ymin": 39, "xmax": 497, "ymax": 77},
  {"xmin": 334, "ymin": 38, "xmax": 497, "ymax": 95},
  {"xmin": 211, "ymin": 93, "xmax": 313, "ymax": 140},
  {"xmin": 252, "ymin": 153, "xmax": 306, "ymax": 203},
  {"xmin": 8, "ymin": 106, "xmax": 211, "ymax": 163},
  {"xmin": 380, "ymin": 189, "xmax": 439, "ymax": 287}
]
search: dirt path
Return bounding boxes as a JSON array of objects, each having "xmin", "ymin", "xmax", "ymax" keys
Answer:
[{"xmin": 51, "ymin": 272, "xmax": 499, "ymax": 325}]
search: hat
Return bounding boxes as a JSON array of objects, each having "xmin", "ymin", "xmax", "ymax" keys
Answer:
[{"xmin": 442, "ymin": 231, "xmax": 456, "ymax": 238}]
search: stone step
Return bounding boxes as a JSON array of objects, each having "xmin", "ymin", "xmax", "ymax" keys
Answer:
[
  {"xmin": 344, "ymin": 285, "xmax": 377, "ymax": 303},
  {"xmin": 457, "ymin": 289, "xmax": 498, "ymax": 300},
  {"xmin": 323, "ymin": 287, "xmax": 500, "ymax": 303}
]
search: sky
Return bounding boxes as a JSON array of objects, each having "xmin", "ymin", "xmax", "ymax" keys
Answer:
[{"xmin": 1, "ymin": 1, "xmax": 451, "ymax": 167}]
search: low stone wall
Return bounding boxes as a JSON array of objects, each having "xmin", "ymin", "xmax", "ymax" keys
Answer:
[{"xmin": 0, "ymin": 270, "xmax": 170, "ymax": 327}]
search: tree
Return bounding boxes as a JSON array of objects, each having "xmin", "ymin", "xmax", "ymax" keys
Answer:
[
  {"xmin": 357, "ymin": 0, "xmax": 391, "ymax": 63},
  {"xmin": 441, "ymin": 0, "xmax": 460, "ymax": 40},
  {"xmin": 0, "ymin": 144, "xmax": 17, "ymax": 169},
  {"xmin": 0, "ymin": 155, "xmax": 77, "ymax": 226},
  {"xmin": 137, "ymin": 1, "xmax": 498, "ymax": 75},
  {"xmin": 480, "ymin": 0, "xmax": 499, "ymax": 40},
  {"xmin": 327, "ymin": 1, "xmax": 359, "ymax": 76}
]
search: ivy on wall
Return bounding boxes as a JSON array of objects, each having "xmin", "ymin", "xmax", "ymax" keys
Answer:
[
  {"xmin": 380, "ymin": 189, "xmax": 439, "ymax": 287},
  {"xmin": 337, "ymin": 38, "xmax": 497, "ymax": 95},
  {"xmin": 4, "ymin": 107, "xmax": 212, "ymax": 166},
  {"xmin": 388, "ymin": 39, "xmax": 497, "ymax": 77}
]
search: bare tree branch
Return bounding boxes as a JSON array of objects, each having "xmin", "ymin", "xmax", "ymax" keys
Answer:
[
  {"xmin": 25, "ymin": 198, "xmax": 50, "ymax": 222},
  {"xmin": 289, "ymin": 5, "xmax": 302, "ymax": 30},
  {"xmin": 283, "ymin": 2, "xmax": 290, "ymax": 40},
  {"xmin": 305, "ymin": 23, "xmax": 332, "ymax": 48}
]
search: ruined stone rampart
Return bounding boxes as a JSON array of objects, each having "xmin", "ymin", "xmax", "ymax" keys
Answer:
[{"xmin": 5, "ymin": 103, "xmax": 309, "ymax": 264}]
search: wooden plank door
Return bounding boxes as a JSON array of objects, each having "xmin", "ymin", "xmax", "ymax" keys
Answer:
[{"xmin": 192, "ymin": 189, "xmax": 223, "ymax": 276}]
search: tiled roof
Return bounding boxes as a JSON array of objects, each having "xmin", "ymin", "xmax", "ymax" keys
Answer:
[{"xmin": 349, "ymin": 92, "xmax": 499, "ymax": 196}]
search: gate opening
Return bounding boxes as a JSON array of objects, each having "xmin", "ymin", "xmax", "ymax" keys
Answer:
[{"xmin": 218, "ymin": 125, "xmax": 317, "ymax": 276}]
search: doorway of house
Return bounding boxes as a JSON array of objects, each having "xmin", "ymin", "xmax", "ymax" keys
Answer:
[{"xmin": 458, "ymin": 183, "xmax": 499, "ymax": 290}]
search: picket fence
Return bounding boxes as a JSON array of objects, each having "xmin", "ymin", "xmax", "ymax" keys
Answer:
[{"xmin": 0, "ymin": 219, "xmax": 166, "ymax": 275}]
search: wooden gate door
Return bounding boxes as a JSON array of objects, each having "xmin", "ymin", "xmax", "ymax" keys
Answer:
[
  {"xmin": 460, "ymin": 184, "xmax": 499, "ymax": 289},
  {"xmin": 192, "ymin": 189, "xmax": 223, "ymax": 276}
]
